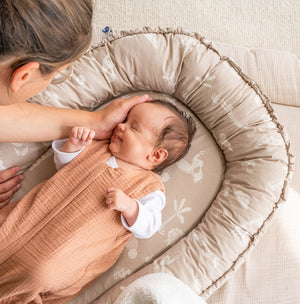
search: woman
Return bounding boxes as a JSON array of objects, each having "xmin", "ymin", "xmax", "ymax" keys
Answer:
[{"xmin": 0, "ymin": 0, "xmax": 151, "ymax": 207}]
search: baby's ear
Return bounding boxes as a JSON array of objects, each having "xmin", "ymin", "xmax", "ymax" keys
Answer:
[{"xmin": 147, "ymin": 147, "xmax": 168, "ymax": 165}]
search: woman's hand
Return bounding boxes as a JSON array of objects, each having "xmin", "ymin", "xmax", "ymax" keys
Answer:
[
  {"xmin": 0, "ymin": 167, "xmax": 24, "ymax": 208},
  {"xmin": 92, "ymin": 95, "xmax": 153, "ymax": 139}
]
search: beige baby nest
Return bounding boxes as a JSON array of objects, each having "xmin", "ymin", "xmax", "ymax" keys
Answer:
[{"xmin": 1, "ymin": 27, "xmax": 294, "ymax": 303}]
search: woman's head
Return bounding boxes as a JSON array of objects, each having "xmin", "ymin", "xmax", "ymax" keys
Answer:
[
  {"xmin": 1, "ymin": 0, "xmax": 93, "ymax": 75},
  {"xmin": 0, "ymin": 0, "xmax": 93, "ymax": 104}
]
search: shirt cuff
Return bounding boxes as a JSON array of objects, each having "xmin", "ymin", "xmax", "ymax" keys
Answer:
[
  {"xmin": 121, "ymin": 200, "xmax": 146, "ymax": 237},
  {"xmin": 52, "ymin": 139, "xmax": 85, "ymax": 170}
]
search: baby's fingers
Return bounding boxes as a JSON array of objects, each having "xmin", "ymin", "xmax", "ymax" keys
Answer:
[
  {"xmin": 80, "ymin": 128, "xmax": 89, "ymax": 141},
  {"xmin": 70, "ymin": 127, "xmax": 79, "ymax": 139},
  {"xmin": 77, "ymin": 128, "xmax": 95, "ymax": 143},
  {"xmin": 76, "ymin": 127, "xmax": 85, "ymax": 140},
  {"xmin": 106, "ymin": 187, "xmax": 115, "ymax": 194},
  {"xmin": 105, "ymin": 187, "xmax": 114, "ymax": 200},
  {"xmin": 71, "ymin": 127, "xmax": 95, "ymax": 143},
  {"xmin": 85, "ymin": 129, "xmax": 95, "ymax": 144}
]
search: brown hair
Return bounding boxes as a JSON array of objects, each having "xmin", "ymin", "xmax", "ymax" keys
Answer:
[
  {"xmin": 0, "ymin": 0, "xmax": 93, "ymax": 76},
  {"xmin": 150, "ymin": 99, "xmax": 196, "ymax": 173}
]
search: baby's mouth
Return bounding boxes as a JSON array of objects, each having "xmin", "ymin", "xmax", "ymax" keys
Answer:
[{"xmin": 112, "ymin": 134, "xmax": 122, "ymax": 142}]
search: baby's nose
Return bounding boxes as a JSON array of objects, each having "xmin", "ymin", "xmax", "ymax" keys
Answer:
[{"xmin": 118, "ymin": 123, "xmax": 126, "ymax": 131}]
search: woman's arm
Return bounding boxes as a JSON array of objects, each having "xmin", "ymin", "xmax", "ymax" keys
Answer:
[
  {"xmin": 0, "ymin": 95, "xmax": 152, "ymax": 205},
  {"xmin": 0, "ymin": 95, "xmax": 151, "ymax": 142}
]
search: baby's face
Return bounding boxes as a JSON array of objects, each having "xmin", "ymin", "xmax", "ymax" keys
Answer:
[{"xmin": 109, "ymin": 102, "xmax": 174, "ymax": 169}]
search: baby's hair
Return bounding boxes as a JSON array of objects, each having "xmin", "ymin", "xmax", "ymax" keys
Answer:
[{"xmin": 149, "ymin": 99, "xmax": 196, "ymax": 173}]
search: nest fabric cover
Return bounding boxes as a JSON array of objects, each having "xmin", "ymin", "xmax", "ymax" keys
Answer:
[{"xmin": 9, "ymin": 28, "xmax": 294, "ymax": 301}]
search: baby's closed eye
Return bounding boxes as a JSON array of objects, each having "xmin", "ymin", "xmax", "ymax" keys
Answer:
[{"xmin": 130, "ymin": 124, "xmax": 138, "ymax": 131}]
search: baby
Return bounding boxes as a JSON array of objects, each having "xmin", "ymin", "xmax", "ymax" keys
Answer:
[
  {"xmin": 0, "ymin": 99, "xmax": 196, "ymax": 303},
  {"xmin": 53, "ymin": 99, "xmax": 196, "ymax": 238}
]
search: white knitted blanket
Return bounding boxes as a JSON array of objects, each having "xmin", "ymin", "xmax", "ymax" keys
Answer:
[{"xmin": 114, "ymin": 273, "xmax": 207, "ymax": 304}]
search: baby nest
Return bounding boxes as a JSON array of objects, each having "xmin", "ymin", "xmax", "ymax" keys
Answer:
[{"xmin": 18, "ymin": 27, "xmax": 294, "ymax": 301}]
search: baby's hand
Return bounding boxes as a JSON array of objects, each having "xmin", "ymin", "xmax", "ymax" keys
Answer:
[
  {"xmin": 105, "ymin": 187, "xmax": 138, "ymax": 226},
  {"xmin": 105, "ymin": 187, "xmax": 133, "ymax": 212},
  {"xmin": 69, "ymin": 126, "xmax": 95, "ymax": 146},
  {"xmin": 60, "ymin": 126, "xmax": 95, "ymax": 153}
]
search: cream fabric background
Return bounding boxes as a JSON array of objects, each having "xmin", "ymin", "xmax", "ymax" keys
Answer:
[{"xmin": 92, "ymin": 0, "xmax": 300, "ymax": 57}]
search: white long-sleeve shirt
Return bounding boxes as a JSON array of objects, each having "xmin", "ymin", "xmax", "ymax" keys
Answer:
[{"xmin": 52, "ymin": 140, "xmax": 165, "ymax": 239}]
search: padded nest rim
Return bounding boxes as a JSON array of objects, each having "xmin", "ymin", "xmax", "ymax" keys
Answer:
[{"xmin": 88, "ymin": 27, "xmax": 295, "ymax": 297}]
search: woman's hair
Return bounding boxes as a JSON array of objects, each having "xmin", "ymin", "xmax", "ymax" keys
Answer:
[
  {"xmin": 0, "ymin": 0, "xmax": 93, "ymax": 76},
  {"xmin": 150, "ymin": 99, "xmax": 196, "ymax": 173}
]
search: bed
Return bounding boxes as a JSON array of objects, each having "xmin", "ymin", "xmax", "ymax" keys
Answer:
[{"xmin": 1, "ymin": 25, "xmax": 299, "ymax": 304}]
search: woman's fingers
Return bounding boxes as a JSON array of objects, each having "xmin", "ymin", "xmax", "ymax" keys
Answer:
[{"xmin": 0, "ymin": 167, "xmax": 23, "ymax": 206}]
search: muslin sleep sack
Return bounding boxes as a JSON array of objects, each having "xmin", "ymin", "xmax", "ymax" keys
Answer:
[{"xmin": 0, "ymin": 140, "xmax": 164, "ymax": 304}]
